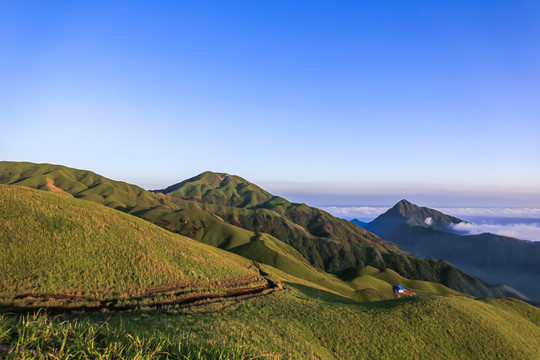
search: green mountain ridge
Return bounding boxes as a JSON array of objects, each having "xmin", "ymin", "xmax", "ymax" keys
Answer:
[
  {"xmin": 1, "ymin": 163, "xmax": 540, "ymax": 358},
  {"xmin": 0, "ymin": 184, "xmax": 269, "ymax": 311},
  {"xmin": 0, "ymin": 179, "xmax": 464, "ymax": 308},
  {"xmin": 154, "ymin": 170, "xmax": 528, "ymax": 299},
  {"xmin": 155, "ymin": 171, "xmax": 278, "ymax": 209},
  {"xmin": 384, "ymin": 199, "xmax": 465, "ymax": 229},
  {"xmin": 0, "ymin": 161, "xmax": 525, "ymax": 301}
]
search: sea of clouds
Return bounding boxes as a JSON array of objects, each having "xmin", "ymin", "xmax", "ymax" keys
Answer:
[
  {"xmin": 447, "ymin": 221, "xmax": 540, "ymax": 242},
  {"xmin": 321, "ymin": 206, "xmax": 540, "ymax": 241},
  {"xmin": 437, "ymin": 207, "xmax": 540, "ymax": 219},
  {"xmin": 320, "ymin": 206, "xmax": 389, "ymax": 220}
]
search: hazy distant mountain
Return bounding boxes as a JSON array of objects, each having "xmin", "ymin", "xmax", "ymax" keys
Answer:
[
  {"xmin": 365, "ymin": 199, "xmax": 540, "ymax": 302},
  {"xmin": 350, "ymin": 219, "xmax": 367, "ymax": 227}
]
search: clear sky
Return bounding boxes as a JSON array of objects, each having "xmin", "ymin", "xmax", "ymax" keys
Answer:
[{"xmin": 1, "ymin": 1, "xmax": 539, "ymax": 207}]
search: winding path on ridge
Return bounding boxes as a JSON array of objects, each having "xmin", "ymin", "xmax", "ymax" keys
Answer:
[
  {"xmin": 1, "ymin": 262, "xmax": 283, "ymax": 315},
  {"xmin": 45, "ymin": 178, "xmax": 73, "ymax": 197}
]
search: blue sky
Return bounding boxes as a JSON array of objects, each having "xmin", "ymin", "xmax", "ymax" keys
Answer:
[{"xmin": 1, "ymin": 1, "xmax": 539, "ymax": 207}]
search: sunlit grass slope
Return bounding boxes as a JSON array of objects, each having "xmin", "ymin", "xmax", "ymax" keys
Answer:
[
  {"xmin": 0, "ymin": 185, "xmax": 261, "ymax": 298},
  {"xmin": 0, "ymin": 161, "xmax": 257, "ymax": 250},
  {"xmin": 229, "ymin": 234, "xmax": 462, "ymax": 301},
  {"xmin": 372, "ymin": 268, "xmax": 460, "ymax": 295},
  {"xmin": 140, "ymin": 290, "xmax": 538, "ymax": 359},
  {"xmin": 2, "ymin": 287, "xmax": 537, "ymax": 359},
  {"xmin": 1, "ymin": 182, "xmax": 538, "ymax": 358},
  {"xmin": 232, "ymin": 234, "xmax": 364, "ymax": 299},
  {"xmin": 156, "ymin": 171, "xmax": 276, "ymax": 208},
  {"xmin": 0, "ymin": 162, "xmax": 524, "ymax": 301},
  {"xmin": 343, "ymin": 266, "xmax": 460, "ymax": 298},
  {"xmin": 155, "ymin": 170, "xmax": 526, "ymax": 299},
  {"xmin": 0, "ymin": 161, "xmax": 164, "ymax": 210},
  {"xmin": 0, "ymin": 184, "xmax": 463, "ymax": 310},
  {"xmin": 338, "ymin": 265, "xmax": 460, "ymax": 296}
]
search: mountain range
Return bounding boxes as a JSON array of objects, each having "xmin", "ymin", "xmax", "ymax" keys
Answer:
[
  {"xmin": 0, "ymin": 161, "xmax": 524, "ymax": 301},
  {"xmin": 363, "ymin": 199, "xmax": 540, "ymax": 302},
  {"xmin": 1, "ymin": 161, "xmax": 539, "ymax": 358}
]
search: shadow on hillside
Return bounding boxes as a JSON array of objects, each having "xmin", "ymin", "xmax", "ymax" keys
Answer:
[
  {"xmin": 284, "ymin": 282, "xmax": 357, "ymax": 305},
  {"xmin": 360, "ymin": 295, "xmax": 425, "ymax": 310},
  {"xmin": 286, "ymin": 282, "xmax": 428, "ymax": 309}
]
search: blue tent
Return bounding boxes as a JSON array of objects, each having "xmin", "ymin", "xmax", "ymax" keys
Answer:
[{"xmin": 393, "ymin": 285, "xmax": 405, "ymax": 292}]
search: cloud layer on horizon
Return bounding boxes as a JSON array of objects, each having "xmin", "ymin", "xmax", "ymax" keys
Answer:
[
  {"xmin": 449, "ymin": 221, "xmax": 540, "ymax": 242},
  {"xmin": 322, "ymin": 205, "xmax": 540, "ymax": 242},
  {"xmin": 320, "ymin": 206, "xmax": 389, "ymax": 219},
  {"xmin": 438, "ymin": 207, "xmax": 540, "ymax": 219},
  {"xmin": 321, "ymin": 206, "xmax": 540, "ymax": 220}
]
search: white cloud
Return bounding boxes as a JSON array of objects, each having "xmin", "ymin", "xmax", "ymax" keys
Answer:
[
  {"xmin": 438, "ymin": 207, "xmax": 540, "ymax": 218},
  {"xmin": 322, "ymin": 205, "xmax": 540, "ymax": 220},
  {"xmin": 425, "ymin": 217, "xmax": 433, "ymax": 225},
  {"xmin": 449, "ymin": 222, "xmax": 540, "ymax": 241},
  {"xmin": 320, "ymin": 206, "xmax": 389, "ymax": 218},
  {"xmin": 322, "ymin": 205, "xmax": 540, "ymax": 241}
]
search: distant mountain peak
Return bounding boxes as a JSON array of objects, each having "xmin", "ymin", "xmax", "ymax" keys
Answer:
[
  {"xmin": 195, "ymin": 170, "xmax": 232, "ymax": 180},
  {"xmin": 350, "ymin": 219, "xmax": 367, "ymax": 228},
  {"xmin": 153, "ymin": 170, "xmax": 278, "ymax": 208},
  {"xmin": 375, "ymin": 199, "xmax": 464, "ymax": 230},
  {"xmin": 393, "ymin": 199, "xmax": 419, "ymax": 216}
]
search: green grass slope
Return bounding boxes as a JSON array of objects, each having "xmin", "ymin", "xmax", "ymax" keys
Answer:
[
  {"xmin": 0, "ymin": 161, "xmax": 165, "ymax": 210},
  {"xmin": 0, "ymin": 161, "xmax": 257, "ymax": 250},
  {"xmin": 2, "ymin": 285, "xmax": 538, "ymax": 359},
  {"xmin": 372, "ymin": 269, "xmax": 460, "ymax": 295},
  {"xmin": 335, "ymin": 265, "xmax": 460, "ymax": 299},
  {"xmin": 158, "ymin": 290, "xmax": 538, "ymax": 359},
  {"xmin": 0, "ymin": 163, "xmax": 368, "ymax": 303},
  {"xmin": 156, "ymin": 170, "xmax": 526, "ymax": 300},
  {"xmin": 1, "ymin": 179, "xmax": 538, "ymax": 358},
  {"xmin": 0, "ymin": 185, "xmax": 264, "ymax": 310},
  {"xmin": 231, "ymin": 234, "xmax": 367, "ymax": 299},
  {"xmin": 155, "ymin": 171, "xmax": 276, "ymax": 208},
  {"xmin": 0, "ymin": 183, "xmax": 467, "ymax": 309},
  {"xmin": 0, "ymin": 162, "xmax": 524, "ymax": 301}
]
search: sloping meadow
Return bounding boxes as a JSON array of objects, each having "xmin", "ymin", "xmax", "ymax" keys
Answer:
[{"xmin": 0, "ymin": 185, "xmax": 267, "ymax": 311}]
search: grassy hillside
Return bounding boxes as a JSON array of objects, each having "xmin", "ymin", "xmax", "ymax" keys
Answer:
[
  {"xmin": 157, "ymin": 171, "xmax": 399, "ymax": 264},
  {"xmin": 371, "ymin": 268, "xmax": 460, "ymax": 295},
  {"xmin": 0, "ymin": 162, "xmax": 525, "ymax": 301},
  {"xmin": 335, "ymin": 266, "xmax": 460, "ymax": 299},
  {"xmin": 1, "ymin": 287, "xmax": 538, "ymax": 359},
  {"xmin": 1, "ymin": 177, "xmax": 539, "ymax": 358},
  {"xmin": 0, "ymin": 183, "xmax": 470, "ymax": 311},
  {"xmin": 0, "ymin": 185, "xmax": 266, "ymax": 310},
  {"xmin": 0, "ymin": 161, "xmax": 166, "ymax": 210},
  {"xmin": 155, "ymin": 171, "xmax": 277, "ymax": 208},
  {"xmin": 155, "ymin": 170, "xmax": 526, "ymax": 299},
  {"xmin": 0, "ymin": 161, "xmax": 258, "ymax": 249},
  {"xmin": 231, "ymin": 234, "xmax": 380, "ymax": 300},
  {"xmin": 130, "ymin": 290, "xmax": 537, "ymax": 359}
]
